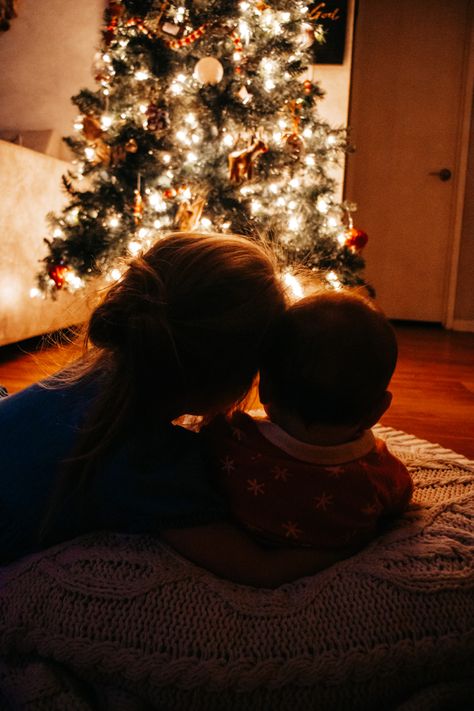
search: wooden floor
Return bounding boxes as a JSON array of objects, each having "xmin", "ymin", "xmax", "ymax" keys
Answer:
[{"xmin": 1, "ymin": 323, "xmax": 474, "ymax": 460}]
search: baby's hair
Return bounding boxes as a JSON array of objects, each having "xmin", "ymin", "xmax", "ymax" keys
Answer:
[{"xmin": 260, "ymin": 288, "xmax": 397, "ymax": 426}]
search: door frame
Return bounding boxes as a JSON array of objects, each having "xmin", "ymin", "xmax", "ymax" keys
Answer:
[{"xmin": 444, "ymin": 3, "xmax": 474, "ymax": 331}]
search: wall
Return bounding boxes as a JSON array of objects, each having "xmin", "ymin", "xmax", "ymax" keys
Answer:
[
  {"xmin": 309, "ymin": 0, "xmax": 355, "ymax": 201},
  {"xmin": 0, "ymin": 0, "xmax": 103, "ymax": 156}
]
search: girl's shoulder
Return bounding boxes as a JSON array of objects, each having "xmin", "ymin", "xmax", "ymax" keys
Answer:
[{"xmin": 0, "ymin": 374, "xmax": 99, "ymax": 429}]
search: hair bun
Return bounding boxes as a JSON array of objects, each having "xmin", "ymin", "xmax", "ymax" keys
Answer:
[{"xmin": 88, "ymin": 301, "xmax": 125, "ymax": 350}]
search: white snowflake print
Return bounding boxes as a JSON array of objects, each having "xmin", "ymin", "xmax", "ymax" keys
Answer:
[
  {"xmin": 272, "ymin": 465, "xmax": 290, "ymax": 482},
  {"xmin": 313, "ymin": 492, "xmax": 333, "ymax": 511},
  {"xmin": 282, "ymin": 520, "xmax": 302, "ymax": 539},
  {"xmin": 247, "ymin": 478, "xmax": 265, "ymax": 496},
  {"xmin": 220, "ymin": 456, "xmax": 236, "ymax": 474}
]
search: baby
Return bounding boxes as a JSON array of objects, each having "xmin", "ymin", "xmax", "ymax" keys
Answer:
[{"xmin": 203, "ymin": 289, "xmax": 413, "ymax": 550}]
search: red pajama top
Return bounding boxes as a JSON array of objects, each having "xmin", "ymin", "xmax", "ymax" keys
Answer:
[{"xmin": 203, "ymin": 412, "xmax": 413, "ymax": 548}]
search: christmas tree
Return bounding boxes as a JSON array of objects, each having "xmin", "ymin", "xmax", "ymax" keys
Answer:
[{"xmin": 37, "ymin": 0, "xmax": 368, "ymax": 295}]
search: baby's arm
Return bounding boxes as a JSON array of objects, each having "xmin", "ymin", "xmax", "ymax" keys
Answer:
[{"xmin": 161, "ymin": 523, "xmax": 355, "ymax": 588}]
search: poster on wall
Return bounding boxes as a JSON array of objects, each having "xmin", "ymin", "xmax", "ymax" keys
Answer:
[
  {"xmin": 309, "ymin": 1, "xmax": 348, "ymax": 65},
  {"xmin": 0, "ymin": 0, "xmax": 18, "ymax": 32}
]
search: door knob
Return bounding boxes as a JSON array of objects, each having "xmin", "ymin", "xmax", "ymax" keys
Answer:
[{"xmin": 429, "ymin": 168, "xmax": 452, "ymax": 181}]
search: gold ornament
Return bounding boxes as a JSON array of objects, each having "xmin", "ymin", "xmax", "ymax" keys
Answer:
[
  {"xmin": 228, "ymin": 135, "xmax": 268, "ymax": 183},
  {"xmin": 92, "ymin": 138, "xmax": 139, "ymax": 167},
  {"xmin": 94, "ymin": 140, "xmax": 112, "ymax": 165},
  {"xmin": 82, "ymin": 115, "xmax": 103, "ymax": 141},
  {"xmin": 125, "ymin": 138, "xmax": 138, "ymax": 153},
  {"xmin": 133, "ymin": 189, "xmax": 144, "ymax": 224},
  {"xmin": 281, "ymin": 100, "xmax": 304, "ymax": 158},
  {"xmin": 175, "ymin": 194, "xmax": 206, "ymax": 231}
]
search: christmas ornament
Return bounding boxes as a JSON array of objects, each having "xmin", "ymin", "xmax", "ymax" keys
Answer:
[
  {"xmin": 168, "ymin": 24, "xmax": 207, "ymax": 49},
  {"xmin": 282, "ymin": 100, "xmax": 303, "ymax": 158},
  {"xmin": 48, "ymin": 264, "xmax": 69, "ymax": 289},
  {"xmin": 301, "ymin": 24, "xmax": 316, "ymax": 48},
  {"xmin": 175, "ymin": 194, "xmax": 206, "ymax": 231},
  {"xmin": 283, "ymin": 131, "xmax": 303, "ymax": 158},
  {"xmin": 95, "ymin": 138, "xmax": 138, "ymax": 167},
  {"xmin": 145, "ymin": 104, "xmax": 170, "ymax": 132},
  {"xmin": 125, "ymin": 138, "xmax": 138, "ymax": 153},
  {"xmin": 133, "ymin": 186, "xmax": 144, "ymax": 224},
  {"xmin": 82, "ymin": 115, "xmax": 103, "ymax": 141},
  {"xmin": 163, "ymin": 187, "xmax": 177, "ymax": 200},
  {"xmin": 155, "ymin": 0, "xmax": 186, "ymax": 40},
  {"xmin": 345, "ymin": 228, "xmax": 368, "ymax": 251},
  {"xmin": 238, "ymin": 85, "xmax": 252, "ymax": 104},
  {"xmin": 194, "ymin": 56, "xmax": 224, "ymax": 85},
  {"xmin": 228, "ymin": 135, "xmax": 268, "ymax": 182},
  {"xmin": 303, "ymin": 79, "xmax": 313, "ymax": 95},
  {"xmin": 95, "ymin": 140, "xmax": 112, "ymax": 165}
]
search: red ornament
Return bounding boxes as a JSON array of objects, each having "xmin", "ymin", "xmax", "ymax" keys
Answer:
[
  {"xmin": 48, "ymin": 264, "xmax": 69, "ymax": 289},
  {"xmin": 303, "ymin": 79, "xmax": 313, "ymax": 94},
  {"xmin": 133, "ymin": 189, "xmax": 144, "ymax": 224},
  {"xmin": 345, "ymin": 228, "xmax": 369, "ymax": 251}
]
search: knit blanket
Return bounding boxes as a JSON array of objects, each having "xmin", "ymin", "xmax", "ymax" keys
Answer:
[{"xmin": 0, "ymin": 426, "xmax": 473, "ymax": 710}]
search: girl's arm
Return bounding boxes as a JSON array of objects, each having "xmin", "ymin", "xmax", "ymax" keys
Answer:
[{"xmin": 161, "ymin": 523, "xmax": 355, "ymax": 588}]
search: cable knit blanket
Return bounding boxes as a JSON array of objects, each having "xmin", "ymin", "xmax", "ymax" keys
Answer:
[{"xmin": 0, "ymin": 426, "xmax": 473, "ymax": 710}]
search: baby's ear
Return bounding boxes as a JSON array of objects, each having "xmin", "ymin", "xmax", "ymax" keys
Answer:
[{"xmin": 363, "ymin": 391, "xmax": 393, "ymax": 429}]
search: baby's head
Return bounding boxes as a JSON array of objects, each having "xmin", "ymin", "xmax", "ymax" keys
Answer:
[{"xmin": 259, "ymin": 289, "xmax": 397, "ymax": 431}]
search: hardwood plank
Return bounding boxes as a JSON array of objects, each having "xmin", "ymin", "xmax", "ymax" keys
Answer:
[
  {"xmin": 380, "ymin": 323, "xmax": 474, "ymax": 459},
  {"xmin": 1, "ymin": 323, "xmax": 473, "ymax": 460}
]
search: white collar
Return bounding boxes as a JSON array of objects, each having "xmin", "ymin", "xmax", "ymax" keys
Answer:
[{"xmin": 251, "ymin": 416, "xmax": 376, "ymax": 465}]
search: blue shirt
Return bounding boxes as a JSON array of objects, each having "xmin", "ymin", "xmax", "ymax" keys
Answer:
[{"xmin": 0, "ymin": 376, "xmax": 227, "ymax": 563}]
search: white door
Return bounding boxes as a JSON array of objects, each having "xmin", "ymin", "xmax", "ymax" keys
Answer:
[{"xmin": 345, "ymin": 0, "xmax": 472, "ymax": 321}]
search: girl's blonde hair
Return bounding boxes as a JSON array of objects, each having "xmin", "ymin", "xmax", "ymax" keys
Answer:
[{"xmin": 55, "ymin": 232, "xmax": 286, "ymax": 476}]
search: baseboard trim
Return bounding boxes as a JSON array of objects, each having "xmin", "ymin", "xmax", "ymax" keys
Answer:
[{"xmin": 451, "ymin": 319, "xmax": 474, "ymax": 332}]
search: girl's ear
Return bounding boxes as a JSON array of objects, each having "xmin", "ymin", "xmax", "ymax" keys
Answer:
[{"xmin": 362, "ymin": 391, "xmax": 393, "ymax": 429}]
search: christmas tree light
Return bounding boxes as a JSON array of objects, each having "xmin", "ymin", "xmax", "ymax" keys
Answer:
[{"xmin": 37, "ymin": 0, "xmax": 369, "ymax": 295}]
